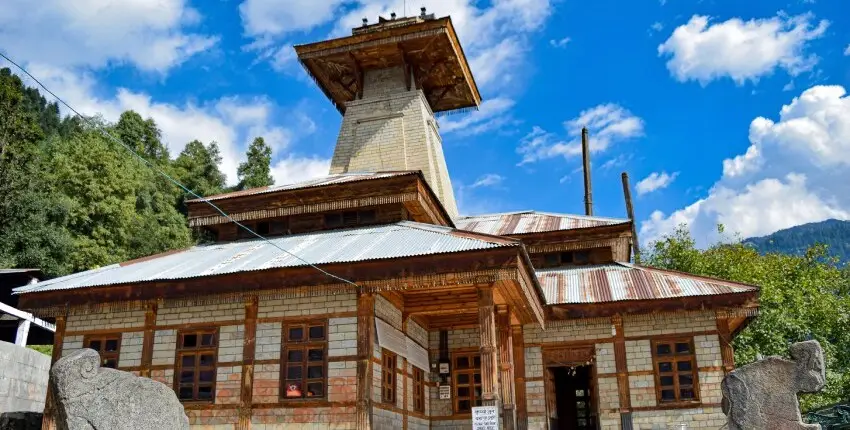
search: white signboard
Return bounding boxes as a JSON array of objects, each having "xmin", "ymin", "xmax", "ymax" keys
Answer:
[
  {"xmin": 472, "ymin": 406, "xmax": 499, "ymax": 430},
  {"xmin": 439, "ymin": 385, "xmax": 451, "ymax": 400},
  {"xmin": 439, "ymin": 362, "xmax": 450, "ymax": 374}
]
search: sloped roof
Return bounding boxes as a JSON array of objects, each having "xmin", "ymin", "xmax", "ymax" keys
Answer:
[
  {"xmin": 14, "ymin": 222, "xmax": 517, "ymax": 294},
  {"xmin": 538, "ymin": 263, "xmax": 758, "ymax": 305},
  {"xmin": 186, "ymin": 171, "xmax": 417, "ymax": 203},
  {"xmin": 455, "ymin": 211, "xmax": 630, "ymax": 236}
]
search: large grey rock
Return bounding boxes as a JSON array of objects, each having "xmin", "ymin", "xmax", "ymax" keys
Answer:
[
  {"xmin": 50, "ymin": 349, "xmax": 189, "ymax": 430},
  {"xmin": 721, "ymin": 340, "xmax": 825, "ymax": 430}
]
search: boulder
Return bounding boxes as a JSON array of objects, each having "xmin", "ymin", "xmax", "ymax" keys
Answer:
[
  {"xmin": 721, "ymin": 340, "xmax": 825, "ymax": 430},
  {"xmin": 50, "ymin": 349, "xmax": 189, "ymax": 430}
]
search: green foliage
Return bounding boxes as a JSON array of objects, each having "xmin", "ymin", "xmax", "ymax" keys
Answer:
[
  {"xmin": 745, "ymin": 219, "xmax": 850, "ymax": 267},
  {"xmin": 237, "ymin": 136, "xmax": 274, "ymax": 190},
  {"xmin": 173, "ymin": 139, "xmax": 227, "ymax": 199},
  {"xmin": 27, "ymin": 345, "xmax": 53, "ymax": 356},
  {"xmin": 646, "ymin": 225, "xmax": 850, "ymax": 411}
]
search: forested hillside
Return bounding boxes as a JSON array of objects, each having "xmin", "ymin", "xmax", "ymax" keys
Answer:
[
  {"xmin": 744, "ymin": 219, "xmax": 850, "ymax": 266},
  {"xmin": 0, "ymin": 68, "xmax": 274, "ymax": 278}
]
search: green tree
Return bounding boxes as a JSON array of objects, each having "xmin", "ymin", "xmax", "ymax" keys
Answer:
[
  {"xmin": 115, "ymin": 110, "xmax": 170, "ymax": 163},
  {"xmin": 236, "ymin": 137, "xmax": 273, "ymax": 190},
  {"xmin": 173, "ymin": 140, "xmax": 227, "ymax": 199},
  {"xmin": 646, "ymin": 226, "xmax": 850, "ymax": 411}
]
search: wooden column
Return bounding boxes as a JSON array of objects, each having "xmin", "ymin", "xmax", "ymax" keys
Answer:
[
  {"xmin": 42, "ymin": 314, "xmax": 66, "ymax": 430},
  {"xmin": 512, "ymin": 325, "xmax": 528, "ymax": 430},
  {"xmin": 356, "ymin": 292, "xmax": 376, "ymax": 430},
  {"xmin": 497, "ymin": 306, "xmax": 516, "ymax": 430},
  {"xmin": 238, "ymin": 296, "xmax": 258, "ymax": 430},
  {"xmin": 716, "ymin": 312, "xmax": 735, "ymax": 374},
  {"xmin": 478, "ymin": 286, "xmax": 500, "ymax": 407},
  {"xmin": 139, "ymin": 301, "xmax": 158, "ymax": 378},
  {"xmin": 612, "ymin": 314, "xmax": 632, "ymax": 428},
  {"xmin": 402, "ymin": 318, "xmax": 409, "ymax": 430}
]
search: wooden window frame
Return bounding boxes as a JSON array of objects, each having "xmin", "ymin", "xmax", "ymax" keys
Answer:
[
  {"xmin": 83, "ymin": 334, "xmax": 122, "ymax": 369},
  {"xmin": 174, "ymin": 328, "xmax": 219, "ymax": 403},
  {"xmin": 381, "ymin": 348, "xmax": 397, "ymax": 404},
  {"xmin": 281, "ymin": 320, "xmax": 328, "ymax": 400},
  {"xmin": 412, "ymin": 366, "xmax": 425, "ymax": 413},
  {"xmin": 451, "ymin": 351, "xmax": 482, "ymax": 414},
  {"xmin": 651, "ymin": 338, "xmax": 700, "ymax": 405}
]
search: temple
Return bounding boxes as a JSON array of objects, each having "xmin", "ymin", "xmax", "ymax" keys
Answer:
[{"xmin": 17, "ymin": 12, "xmax": 759, "ymax": 430}]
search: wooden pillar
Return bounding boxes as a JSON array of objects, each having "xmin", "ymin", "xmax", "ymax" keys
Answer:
[
  {"xmin": 42, "ymin": 314, "xmax": 66, "ymax": 430},
  {"xmin": 139, "ymin": 301, "xmax": 158, "ymax": 378},
  {"xmin": 716, "ymin": 312, "xmax": 735, "ymax": 374},
  {"xmin": 497, "ymin": 306, "xmax": 516, "ymax": 430},
  {"xmin": 402, "ymin": 318, "xmax": 409, "ymax": 430},
  {"xmin": 612, "ymin": 315, "xmax": 632, "ymax": 427},
  {"xmin": 512, "ymin": 325, "xmax": 528, "ymax": 430},
  {"xmin": 238, "ymin": 296, "xmax": 258, "ymax": 430},
  {"xmin": 356, "ymin": 292, "xmax": 376, "ymax": 430},
  {"xmin": 478, "ymin": 286, "xmax": 500, "ymax": 407}
]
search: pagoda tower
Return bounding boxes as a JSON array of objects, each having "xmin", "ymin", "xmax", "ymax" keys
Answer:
[{"xmin": 295, "ymin": 10, "xmax": 481, "ymax": 219}]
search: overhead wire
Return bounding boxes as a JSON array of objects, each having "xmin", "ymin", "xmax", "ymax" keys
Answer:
[{"xmin": 0, "ymin": 51, "xmax": 360, "ymax": 289}]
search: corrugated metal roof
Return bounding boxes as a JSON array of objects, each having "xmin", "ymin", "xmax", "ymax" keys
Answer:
[
  {"xmin": 538, "ymin": 263, "xmax": 758, "ymax": 305},
  {"xmin": 455, "ymin": 211, "xmax": 630, "ymax": 235},
  {"xmin": 14, "ymin": 221, "xmax": 516, "ymax": 294},
  {"xmin": 187, "ymin": 171, "xmax": 417, "ymax": 203}
]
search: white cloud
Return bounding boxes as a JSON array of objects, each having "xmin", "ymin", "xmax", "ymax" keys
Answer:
[
  {"xmin": 636, "ymin": 171, "xmax": 679, "ymax": 195},
  {"xmin": 600, "ymin": 153, "xmax": 633, "ymax": 171},
  {"xmin": 0, "ymin": 0, "xmax": 217, "ymax": 73},
  {"xmin": 658, "ymin": 13, "xmax": 828, "ymax": 85},
  {"xmin": 650, "ymin": 22, "xmax": 664, "ymax": 33},
  {"xmin": 517, "ymin": 104, "xmax": 644, "ymax": 164},
  {"xmin": 439, "ymin": 97, "xmax": 516, "ymax": 136},
  {"xmin": 239, "ymin": 0, "xmax": 347, "ymax": 37},
  {"xmin": 783, "ymin": 81, "xmax": 796, "ymax": 91},
  {"xmin": 641, "ymin": 85, "xmax": 850, "ymax": 246},
  {"xmin": 469, "ymin": 174, "xmax": 504, "ymax": 189},
  {"xmin": 845, "ymin": 44, "xmax": 850, "ymax": 55},
  {"xmin": 271, "ymin": 155, "xmax": 331, "ymax": 185},
  {"xmin": 550, "ymin": 37, "xmax": 571, "ymax": 48}
]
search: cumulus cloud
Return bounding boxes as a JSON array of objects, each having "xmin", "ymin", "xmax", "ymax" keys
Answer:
[
  {"xmin": 658, "ymin": 13, "xmax": 828, "ymax": 85},
  {"xmin": 517, "ymin": 104, "xmax": 644, "ymax": 164},
  {"xmin": 641, "ymin": 85, "xmax": 850, "ymax": 246},
  {"xmin": 636, "ymin": 171, "xmax": 679, "ymax": 195},
  {"xmin": 439, "ymin": 97, "xmax": 516, "ymax": 136},
  {"xmin": 271, "ymin": 155, "xmax": 331, "ymax": 185},
  {"xmin": 469, "ymin": 174, "xmax": 505, "ymax": 189},
  {"xmin": 0, "ymin": 0, "xmax": 217, "ymax": 73}
]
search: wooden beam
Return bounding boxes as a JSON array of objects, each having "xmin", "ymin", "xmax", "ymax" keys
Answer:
[
  {"xmin": 349, "ymin": 52, "xmax": 363, "ymax": 99},
  {"xmin": 612, "ymin": 315, "xmax": 632, "ymax": 415},
  {"xmin": 497, "ymin": 306, "xmax": 516, "ymax": 430},
  {"xmin": 512, "ymin": 325, "xmax": 528, "ymax": 430},
  {"xmin": 42, "ymin": 314, "xmax": 66, "ymax": 430},
  {"xmin": 478, "ymin": 286, "xmax": 500, "ymax": 406},
  {"xmin": 716, "ymin": 311, "xmax": 735, "ymax": 374},
  {"xmin": 402, "ymin": 318, "xmax": 409, "ymax": 430},
  {"xmin": 139, "ymin": 301, "xmax": 157, "ymax": 377},
  {"xmin": 238, "ymin": 296, "xmax": 258, "ymax": 430},
  {"xmin": 356, "ymin": 292, "xmax": 376, "ymax": 429}
]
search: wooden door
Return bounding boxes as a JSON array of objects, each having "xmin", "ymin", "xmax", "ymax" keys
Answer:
[{"xmin": 546, "ymin": 367, "xmax": 558, "ymax": 429}]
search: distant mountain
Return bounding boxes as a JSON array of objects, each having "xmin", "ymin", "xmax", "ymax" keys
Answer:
[{"xmin": 744, "ymin": 219, "xmax": 850, "ymax": 266}]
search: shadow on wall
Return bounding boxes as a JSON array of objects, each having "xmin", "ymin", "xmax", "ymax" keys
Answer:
[{"xmin": 0, "ymin": 340, "xmax": 49, "ymax": 429}]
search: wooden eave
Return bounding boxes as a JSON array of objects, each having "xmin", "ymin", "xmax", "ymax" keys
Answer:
[
  {"xmin": 506, "ymin": 221, "xmax": 634, "ymax": 245},
  {"xmin": 186, "ymin": 172, "xmax": 453, "ymax": 228},
  {"xmin": 546, "ymin": 290, "xmax": 760, "ymax": 320},
  {"xmin": 294, "ymin": 17, "xmax": 480, "ymax": 114}
]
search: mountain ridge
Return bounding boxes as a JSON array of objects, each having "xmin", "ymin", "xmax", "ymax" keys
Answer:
[{"xmin": 743, "ymin": 219, "xmax": 850, "ymax": 265}]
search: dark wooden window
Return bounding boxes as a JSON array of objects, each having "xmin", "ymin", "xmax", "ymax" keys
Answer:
[
  {"xmin": 269, "ymin": 218, "xmax": 289, "ymax": 235},
  {"xmin": 412, "ymin": 367, "xmax": 425, "ymax": 412},
  {"xmin": 323, "ymin": 210, "xmax": 378, "ymax": 229},
  {"xmin": 538, "ymin": 247, "xmax": 614, "ymax": 268},
  {"xmin": 282, "ymin": 321, "xmax": 327, "ymax": 399},
  {"xmin": 84, "ymin": 334, "xmax": 121, "ymax": 369},
  {"xmin": 452, "ymin": 352, "xmax": 482, "ymax": 413},
  {"xmin": 381, "ymin": 349, "xmax": 397, "ymax": 404},
  {"xmin": 237, "ymin": 222, "xmax": 254, "ymax": 239},
  {"xmin": 652, "ymin": 338, "xmax": 699, "ymax": 404},
  {"xmin": 175, "ymin": 329, "xmax": 218, "ymax": 402},
  {"xmin": 256, "ymin": 221, "xmax": 270, "ymax": 235}
]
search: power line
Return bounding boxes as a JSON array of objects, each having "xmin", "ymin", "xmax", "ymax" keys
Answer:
[{"xmin": 0, "ymin": 51, "xmax": 360, "ymax": 289}]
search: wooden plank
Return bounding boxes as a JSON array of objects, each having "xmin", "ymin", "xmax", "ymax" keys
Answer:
[
  {"xmin": 42, "ymin": 314, "xmax": 66, "ymax": 430},
  {"xmin": 238, "ymin": 296, "xmax": 258, "ymax": 430},
  {"xmin": 612, "ymin": 315, "xmax": 631, "ymax": 412},
  {"xmin": 139, "ymin": 301, "xmax": 157, "ymax": 378},
  {"xmin": 402, "ymin": 318, "xmax": 409, "ymax": 430},
  {"xmin": 548, "ymin": 293, "xmax": 759, "ymax": 319},
  {"xmin": 497, "ymin": 306, "xmax": 516, "ymax": 430},
  {"xmin": 356, "ymin": 292, "xmax": 376, "ymax": 429},
  {"xmin": 512, "ymin": 325, "xmax": 528, "ymax": 430},
  {"xmin": 716, "ymin": 312, "xmax": 735, "ymax": 374},
  {"xmin": 477, "ymin": 286, "xmax": 500, "ymax": 406}
]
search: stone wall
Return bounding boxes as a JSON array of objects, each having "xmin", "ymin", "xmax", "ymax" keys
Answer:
[{"xmin": 0, "ymin": 341, "xmax": 50, "ymax": 415}]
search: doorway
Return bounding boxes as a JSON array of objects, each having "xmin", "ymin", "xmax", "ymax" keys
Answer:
[{"xmin": 550, "ymin": 365, "xmax": 595, "ymax": 430}]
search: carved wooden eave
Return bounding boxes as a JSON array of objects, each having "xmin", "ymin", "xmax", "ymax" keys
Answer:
[
  {"xmin": 294, "ymin": 17, "xmax": 480, "ymax": 114},
  {"xmin": 546, "ymin": 291, "xmax": 760, "ymax": 322},
  {"xmin": 185, "ymin": 171, "xmax": 453, "ymax": 228}
]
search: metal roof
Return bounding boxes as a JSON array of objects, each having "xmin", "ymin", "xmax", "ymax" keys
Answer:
[
  {"xmin": 538, "ymin": 263, "xmax": 758, "ymax": 305},
  {"xmin": 455, "ymin": 211, "xmax": 630, "ymax": 236},
  {"xmin": 187, "ymin": 171, "xmax": 417, "ymax": 203},
  {"xmin": 14, "ymin": 221, "xmax": 517, "ymax": 294}
]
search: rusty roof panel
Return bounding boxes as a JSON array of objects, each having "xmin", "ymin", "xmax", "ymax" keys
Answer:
[
  {"xmin": 538, "ymin": 263, "xmax": 758, "ymax": 305},
  {"xmin": 456, "ymin": 211, "xmax": 629, "ymax": 235}
]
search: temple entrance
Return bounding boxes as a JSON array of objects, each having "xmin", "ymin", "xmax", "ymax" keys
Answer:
[{"xmin": 546, "ymin": 364, "xmax": 596, "ymax": 430}]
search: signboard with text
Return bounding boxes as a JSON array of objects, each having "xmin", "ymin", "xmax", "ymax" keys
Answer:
[
  {"xmin": 439, "ymin": 385, "xmax": 451, "ymax": 400},
  {"xmin": 472, "ymin": 406, "xmax": 499, "ymax": 430}
]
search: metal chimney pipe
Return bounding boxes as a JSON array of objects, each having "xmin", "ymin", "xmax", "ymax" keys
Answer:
[
  {"xmin": 581, "ymin": 127, "xmax": 593, "ymax": 216},
  {"xmin": 621, "ymin": 172, "xmax": 641, "ymax": 264}
]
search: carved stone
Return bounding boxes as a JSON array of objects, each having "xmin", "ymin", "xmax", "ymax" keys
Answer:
[
  {"xmin": 50, "ymin": 349, "xmax": 189, "ymax": 430},
  {"xmin": 721, "ymin": 340, "xmax": 825, "ymax": 430}
]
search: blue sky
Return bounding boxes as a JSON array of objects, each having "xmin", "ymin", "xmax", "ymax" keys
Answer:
[{"xmin": 2, "ymin": 0, "xmax": 849, "ymax": 246}]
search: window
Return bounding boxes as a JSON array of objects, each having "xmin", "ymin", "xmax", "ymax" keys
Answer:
[
  {"xmin": 84, "ymin": 334, "xmax": 121, "ymax": 369},
  {"xmin": 282, "ymin": 321, "xmax": 327, "ymax": 399},
  {"xmin": 176, "ymin": 329, "xmax": 218, "ymax": 402},
  {"xmin": 323, "ymin": 210, "xmax": 378, "ymax": 229},
  {"xmin": 381, "ymin": 349, "xmax": 397, "ymax": 404},
  {"xmin": 412, "ymin": 367, "xmax": 425, "ymax": 412},
  {"xmin": 237, "ymin": 222, "xmax": 254, "ymax": 239},
  {"xmin": 256, "ymin": 221, "xmax": 270, "ymax": 235},
  {"xmin": 538, "ymin": 248, "xmax": 614, "ymax": 268},
  {"xmin": 652, "ymin": 339, "xmax": 699, "ymax": 403},
  {"xmin": 452, "ymin": 353, "xmax": 482, "ymax": 413}
]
